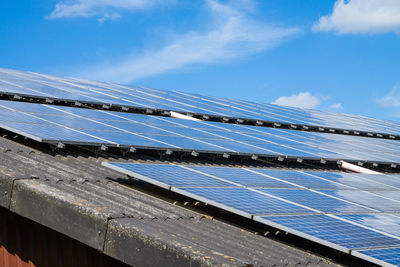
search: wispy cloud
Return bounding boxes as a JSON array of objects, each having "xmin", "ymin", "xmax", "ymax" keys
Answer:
[
  {"xmin": 329, "ymin": 103, "xmax": 344, "ymax": 111},
  {"xmin": 271, "ymin": 92, "xmax": 320, "ymax": 109},
  {"xmin": 377, "ymin": 84, "xmax": 400, "ymax": 107},
  {"xmin": 98, "ymin": 12, "xmax": 121, "ymax": 24},
  {"xmin": 313, "ymin": 0, "xmax": 400, "ymax": 34},
  {"xmin": 81, "ymin": 0, "xmax": 300, "ymax": 83},
  {"xmin": 47, "ymin": 0, "xmax": 160, "ymax": 20}
]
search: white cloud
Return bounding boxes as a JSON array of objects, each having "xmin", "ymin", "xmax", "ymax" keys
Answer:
[
  {"xmin": 313, "ymin": 0, "xmax": 400, "ymax": 34},
  {"xmin": 271, "ymin": 92, "xmax": 320, "ymax": 109},
  {"xmin": 47, "ymin": 0, "xmax": 158, "ymax": 20},
  {"xmin": 82, "ymin": 0, "xmax": 299, "ymax": 83},
  {"xmin": 377, "ymin": 85, "xmax": 400, "ymax": 107},
  {"xmin": 98, "ymin": 13, "xmax": 121, "ymax": 24},
  {"xmin": 329, "ymin": 103, "xmax": 344, "ymax": 111}
]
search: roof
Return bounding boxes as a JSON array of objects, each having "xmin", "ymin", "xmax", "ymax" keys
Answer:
[
  {"xmin": 0, "ymin": 136, "xmax": 344, "ymax": 267},
  {"xmin": 0, "ymin": 67, "xmax": 394, "ymax": 266}
]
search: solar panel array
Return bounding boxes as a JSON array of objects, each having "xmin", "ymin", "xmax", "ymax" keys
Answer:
[
  {"xmin": 102, "ymin": 162, "xmax": 400, "ymax": 266},
  {"xmin": 1, "ymin": 68, "xmax": 400, "ymax": 138},
  {"xmin": 2, "ymin": 100, "xmax": 400, "ymax": 165},
  {"xmin": 1, "ymin": 67, "xmax": 400, "ymax": 266}
]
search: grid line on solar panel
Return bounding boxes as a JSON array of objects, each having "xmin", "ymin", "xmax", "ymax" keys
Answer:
[{"xmin": 3, "ymin": 68, "xmax": 400, "ymax": 138}]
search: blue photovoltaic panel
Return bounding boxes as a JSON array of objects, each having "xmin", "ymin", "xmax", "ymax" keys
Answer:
[
  {"xmin": 102, "ymin": 162, "xmax": 400, "ymax": 266},
  {"xmin": 337, "ymin": 214, "xmax": 400, "ymax": 237},
  {"xmin": 318, "ymin": 190, "xmax": 400, "ymax": 213},
  {"xmin": 188, "ymin": 166, "xmax": 297, "ymax": 188},
  {"xmin": 356, "ymin": 248, "xmax": 400, "ymax": 266},
  {"xmin": 103, "ymin": 162, "xmax": 313, "ymax": 216},
  {"xmin": 3, "ymin": 100, "xmax": 400, "ymax": 164},
  {"xmin": 373, "ymin": 191, "xmax": 400, "ymax": 202},
  {"xmin": 355, "ymin": 174, "xmax": 400, "ymax": 189},
  {"xmin": 257, "ymin": 188, "xmax": 373, "ymax": 214},
  {"xmin": 2, "ymin": 68, "xmax": 400, "ymax": 138},
  {"xmin": 248, "ymin": 169, "xmax": 356, "ymax": 190},
  {"xmin": 302, "ymin": 171, "xmax": 398, "ymax": 191},
  {"xmin": 177, "ymin": 187, "xmax": 313, "ymax": 216},
  {"xmin": 107, "ymin": 163, "xmax": 235, "ymax": 188},
  {"xmin": 257, "ymin": 215, "xmax": 400, "ymax": 250}
]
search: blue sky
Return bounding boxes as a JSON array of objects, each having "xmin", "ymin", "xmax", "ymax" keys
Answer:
[{"xmin": 1, "ymin": 0, "xmax": 400, "ymax": 120}]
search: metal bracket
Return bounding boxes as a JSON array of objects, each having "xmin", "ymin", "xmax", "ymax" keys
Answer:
[
  {"xmin": 57, "ymin": 142, "xmax": 65, "ymax": 149},
  {"xmin": 13, "ymin": 94, "xmax": 22, "ymax": 100}
]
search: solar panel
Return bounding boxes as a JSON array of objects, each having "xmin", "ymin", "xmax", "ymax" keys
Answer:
[
  {"xmin": 257, "ymin": 188, "xmax": 373, "ymax": 213},
  {"xmin": 337, "ymin": 214, "xmax": 400, "ymax": 237},
  {"xmin": 188, "ymin": 166, "xmax": 298, "ymax": 188},
  {"xmin": 257, "ymin": 215, "xmax": 400, "ymax": 250},
  {"xmin": 318, "ymin": 190, "xmax": 400, "ymax": 213},
  {"xmin": 101, "ymin": 162, "xmax": 400, "ymax": 266},
  {"xmin": 2, "ymin": 100, "xmax": 400, "ymax": 165},
  {"xmin": 354, "ymin": 247, "xmax": 400, "ymax": 266},
  {"xmin": 176, "ymin": 187, "xmax": 313, "ymax": 216},
  {"xmin": 1, "ymin": 68, "xmax": 400, "ymax": 139}
]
